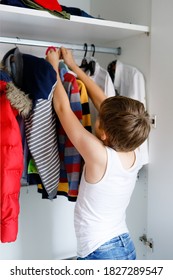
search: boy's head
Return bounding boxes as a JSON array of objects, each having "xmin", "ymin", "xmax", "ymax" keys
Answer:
[{"xmin": 97, "ymin": 96, "xmax": 151, "ymax": 152}]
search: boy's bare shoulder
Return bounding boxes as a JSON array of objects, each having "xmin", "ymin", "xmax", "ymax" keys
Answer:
[{"xmin": 117, "ymin": 151, "xmax": 136, "ymax": 170}]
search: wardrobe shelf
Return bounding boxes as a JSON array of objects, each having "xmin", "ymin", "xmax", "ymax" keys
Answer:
[{"xmin": 0, "ymin": 4, "xmax": 149, "ymax": 48}]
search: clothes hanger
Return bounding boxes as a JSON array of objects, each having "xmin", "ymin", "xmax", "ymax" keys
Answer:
[
  {"xmin": 79, "ymin": 43, "xmax": 88, "ymax": 71},
  {"xmin": 87, "ymin": 44, "xmax": 96, "ymax": 76},
  {"xmin": 107, "ymin": 60, "xmax": 117, "ymax": 83},
  {"xmin": 1, "ymin": 42, "xmax": 23, "ymax": 88}
]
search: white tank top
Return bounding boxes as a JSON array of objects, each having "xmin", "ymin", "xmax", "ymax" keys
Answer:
[{"xmin": 74, "ymin": 146, "xmax": 143, "ymax": 258}]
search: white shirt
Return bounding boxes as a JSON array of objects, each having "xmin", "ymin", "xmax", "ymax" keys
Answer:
[
  {"xmin": 74, "ymin": 146, "xmax": 143, "ymax": 258},
  {"xmin": 114, "ymin": 60, "xmax": 146, "ymax": 107}
]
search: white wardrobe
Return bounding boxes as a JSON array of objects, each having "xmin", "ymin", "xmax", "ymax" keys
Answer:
[{"xmin": 0, "ymin": 0, "xmax": 173, "ymax": 260}]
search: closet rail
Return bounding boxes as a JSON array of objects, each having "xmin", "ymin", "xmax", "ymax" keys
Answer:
[{"xmin": 0, "ymin": 36, "xmax": 121, "ymax": 55}]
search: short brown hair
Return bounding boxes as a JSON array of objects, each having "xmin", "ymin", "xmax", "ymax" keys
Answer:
[{"xmin": 99, "ymin": 96, "xmax": 151, "ymax": 152}]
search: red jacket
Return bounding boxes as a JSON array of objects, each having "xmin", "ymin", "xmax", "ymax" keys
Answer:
[{"xmin": 0, "ymin": 80, "xmax": 23, "ymax": 243}]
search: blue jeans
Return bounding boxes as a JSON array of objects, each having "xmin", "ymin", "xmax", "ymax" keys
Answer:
[{"xmin": 77, "ymin": 233, "xmax": 136, "ymax": 260}]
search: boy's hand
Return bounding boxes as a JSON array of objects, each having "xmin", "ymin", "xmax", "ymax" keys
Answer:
[
  {"xmin": 60, "ymin": 47, "xmax": 77, "ymax": 70},
  {"xmin": 46, "ymin": 48, "xmax": 61, "ymax": 72}
]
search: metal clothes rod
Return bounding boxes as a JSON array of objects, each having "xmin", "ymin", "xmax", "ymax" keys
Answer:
[{"xmin": 0, "ymin": 36, "xmax": 121, "ymax": 55}]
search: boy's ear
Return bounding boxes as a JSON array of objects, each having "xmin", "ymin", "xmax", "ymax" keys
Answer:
[{"xmin": 101, "ymin": 131, "xmax": 107, "ymax": 141}]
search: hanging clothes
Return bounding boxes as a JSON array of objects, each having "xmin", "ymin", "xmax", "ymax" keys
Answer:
[
  {"xmin": 90, "ymin": 61, "xmax": 116, "ymax": 97},
  {"xmin": 107, "ymin": 60, "xmax": 117, "ymax": 89},
  {"xmin": 23, "ymin": 54, "xmax": 61, "ymax": 199},
  {"xmin": 2, "ymin": 47, "xmax": 61, "ymax": 199},
  {"xmin": 0, "ymin": 69, "xmax": 32, "ymax": 243},
  {"xmin": 16, "ymin": 115, "xmax": 30, "ymax": 186},
  {"xmin": 76, "ymin": 79, "xmax": 92, "ymax": 133},
  {"xmin": 114, "ymin": 60, "xmax": 146, "ymax": 107},
  {"xmin": 57, "ymin": 70, "xmax": 83, "ymax": 201},
  {"xmin": 38, "ymin": 64, "xmax": 85, "ymax": 201}
]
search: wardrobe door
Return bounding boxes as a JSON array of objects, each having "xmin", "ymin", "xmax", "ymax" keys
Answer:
[{"xmin": 147, "ymin": 0, "xmax": 173, "ymax": 260}]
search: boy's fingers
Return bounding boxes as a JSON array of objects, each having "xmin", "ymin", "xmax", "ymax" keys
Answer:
[
  {"xmin": 61, "ymin": 47, "xmax": 68, "ymax": 56},
  {"xmin": 45, "ymin": 46, "xmax": 56, "ymax": 55}
]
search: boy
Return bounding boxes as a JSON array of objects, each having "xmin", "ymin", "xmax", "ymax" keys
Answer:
[{"xmin": 46, "ymin": 47, "xmax": 151, "ymax": 260}]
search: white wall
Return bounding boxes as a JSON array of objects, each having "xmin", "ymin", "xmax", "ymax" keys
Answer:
[
  {"xmin": 0, "ymin": 186, "xmax": 76, "ymax": 260},
  {"xmin": 91, "ymin": 0, "xmax": 151, "ymax": 25},
  {"xmin": 147, "ymin": 0, "xmax": 173, "ymax": 259}
]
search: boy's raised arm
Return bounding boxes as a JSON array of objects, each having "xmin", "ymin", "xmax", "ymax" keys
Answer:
[
  {"xmin": 61, "ymin": 47, "xmax": 106, "ymax": 111},
  {"xmin": 46, "ymin": 48, "xmax": 106, "ymax": 170}
]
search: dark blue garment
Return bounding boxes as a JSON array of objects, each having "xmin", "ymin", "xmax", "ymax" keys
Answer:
[
  {"xmin": 0, "ymin": 69, "xmax": 12, "ymax": 83},
  {"xmin": 2, "ymin": 47, "xmax": 57, "ymax": 102},
  {"xmin": 22, "ymin": 54, "xmax": 57, "ymax": 102},
  {"xmin": 16, "ymin": 115, "xmax": 30, "ymax": 186},
  {"xmin": 1, "ymin": 0, "xmax": 27, "ymax": 7},
  {"xmin": 61, "ymin": 6, "xmax": 94, "ymax": 18}
]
